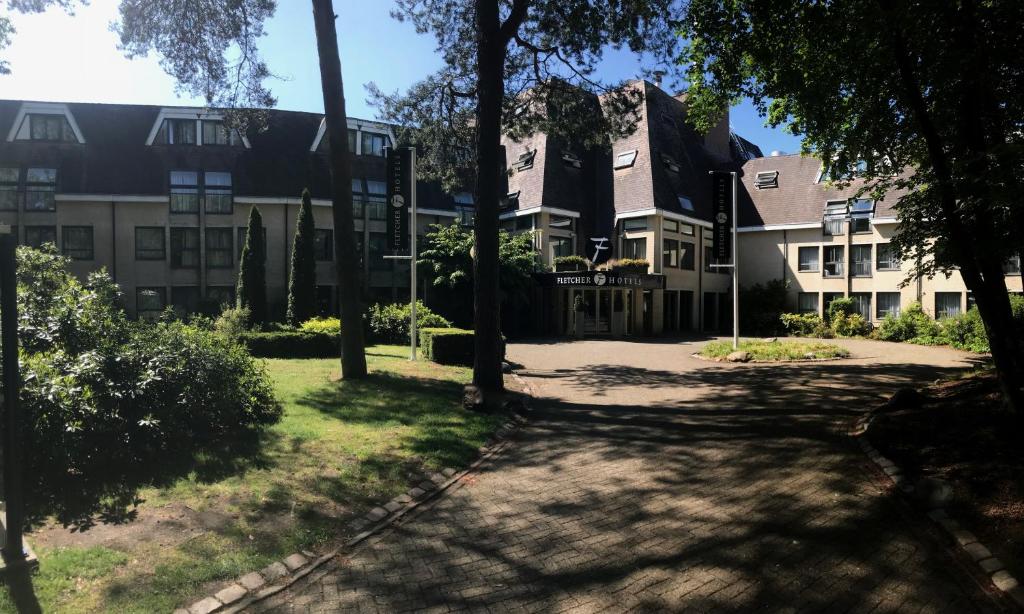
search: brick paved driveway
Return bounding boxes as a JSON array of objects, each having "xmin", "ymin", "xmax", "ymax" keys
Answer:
[{"xmin": 256, "ymin": 338, "xmax": 1004, "ymax": 613}]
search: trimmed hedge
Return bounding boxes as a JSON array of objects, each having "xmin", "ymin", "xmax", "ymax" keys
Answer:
[
  {"xmin": 420, "ymin": 327, "xmax": 475, "ymax": 365},
  {"xmin": 236, "ymin": 330, "xmax": 338, "ymax": 358}
]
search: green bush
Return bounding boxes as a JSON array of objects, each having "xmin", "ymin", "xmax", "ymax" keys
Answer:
[
  {"xmin": 606, "ymin": 258, "xmax": 649, "ymax": 272},
  {"xmin": 300, "ymin": 316, "xmax": 341, "ymax": 335},
  {"xmin": 939, "ymin": 307, "xmax": 990, "ymax": 352},
  {"xmin": 420, "ymin": 327, "xmax": 475, "ymax": 365},
  {"xmin": 553, "ymin": 255, "xmax": 588, "ymax": 270},
  {"xmin": 826, "ymin": 297, "xmax": 858, "ymax": 321},
  {"xmin": 214, "ymin": 306, "xmax": 252, "ymax": 337},
  {"xmin": 832, "ymin": 313, "xmax": 872, "ymax": 337},
  {"xmin": 875, "ymin": 302, "xmax": 942, "ymax": 343},
  {"xmin": 235, "ymin": 330, "xmax": 339, "ymax": 358},
  {"xmin": 780, "ymin": 313, "xmax": 830, "ymax": 338},
  {"xmin": 13, "ymin": 246, "xmax": 280, "ymax": 529},
  {"xmin": 368, "ymin": 301, "xmax": 452, "ymax": 344}
]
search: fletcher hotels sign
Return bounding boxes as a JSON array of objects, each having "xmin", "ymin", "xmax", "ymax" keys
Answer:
[{"xmin": 536, "ymin": 271, "xmax": 664, "ymax": 290}]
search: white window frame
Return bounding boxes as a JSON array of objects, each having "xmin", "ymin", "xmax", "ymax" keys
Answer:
[
  {"xmin": 7, "ymin": 102, "xmax": 86, "ymax": 143},
  {"xmin": 613, "ymin": 149, "xmax": 638, "ymax": 169},
  {"xmin": 145, "ymin": 108, "xmax": 251, "ymax": 148}
]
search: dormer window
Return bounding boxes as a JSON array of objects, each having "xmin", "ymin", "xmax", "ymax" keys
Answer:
[
  {"xmin": 360, "ymin": 132, "xmax": 390, "ymax": 157},
  {"xmin": 850, "ymin": 198, "xmax": 875, "ymax": 233},
  {"xmin": 513, "ymin": 150, "xmax": 536, "ymax": 172},
  {"xmin": 561, "ymin": 151, "xmax": 581, "ymax": 169},
  {"xmin": 661, "ymin": 154, "xmax": 680, "ymax": 173},
  {"xmin": 155, "ymin": 118, "xmax": 197, "ymax": 145},
  {"xmin": 614, "ymin": 150, "xmax": 638, "ymax": 170},
  {"xmin": 823, "ymin": 199, "xmax": 848, "ymax": 236},
  {"xmin": 7, "ymin": 103, "xmax": 85, "ymax": 144},
  {"xmin": 754, "ymin": 170, "xmax": 778, "ymax": 189},
  {"xmin": 678, "ymin": 196, "xmax": 694, "ymax": 212},
  {"xmin": 201, "ymin": 120, "xmax": 243, "ymax": 146}
]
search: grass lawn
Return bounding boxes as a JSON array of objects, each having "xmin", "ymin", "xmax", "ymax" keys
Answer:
[
  {"xmin": 700, "ymin": 339, "xmax": 850, "ymax": 361},
  {"xmin": 0, "ymin": 346, "xmax": 505, "ymax": 614}
]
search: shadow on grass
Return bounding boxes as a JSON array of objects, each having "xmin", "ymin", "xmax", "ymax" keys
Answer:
[{"xmin": 1, "ymin": 567, "xmax": 42, "ymax": 614}]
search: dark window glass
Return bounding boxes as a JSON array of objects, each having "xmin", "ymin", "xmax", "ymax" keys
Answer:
[
  {"xmin": 662, "ymin": 238, "xmax": 679, "ymax": 268},
  {"xmin": 876, "ymin": 243, "xmax": 900, "ymax": 271},
  {"xmin": 137, "ymin": 287, "xmax": 166, "ymax": 312},
  {"xmin": 201, "ymin": 120, "xmax": 240, "ymax": 146},
  {"xmin": 368, "ymin": 233, "xmax": 388, "ymax": 270},
  {"xmin": 876, "ymin": 293, "xmax": 901, "ymax": 319},
  {"xmin": 1004, "ymin": 254, "xmax": 1021, "ymax": 275},
  {"xmin": 206, "ymin": 286, "xmax": 235, "ymax": 308},
  {"xmin": 935, "ymin": 293, "xmax": 962, "ymax": 319},
  {"xmin": 850, "ymin": 293, "xmax": 871, "ymax": 319},
  {"xmin": 0, "ymin": 167, "xmax": 18, "ymax": 211},
  {"xmin": 798, "ymin": 246, "xmax": 819, "ymax": 272},
  {"xmin": 360, "ymin": 132, "xmax": 389, "ymax": 157},
  {"xmin": 170, "ymin": 171, "xmax": 200, "ymax": 213},
  {"xmin": 850, "ymin": 217, "xmax": 871, "ymax": 233},
  {"xmin": 135, "ymin": 227, "xmax": 165, "ymax": 260},
  {"xmin": 622, "ymin": 238, "xmax": 646, "ymax": 260},
  {"xmin": 205, "ymin": 228, "xmax": 233, "ymax": 269},
  {"xmin": 824, "ymin": 246, "xmax": 844, "ymax": 277},
  {"xmin": 798, "ymin": 292, "xmax": 819, "ymax": 314},
  {"xmin": 680, "ymin": 241, "xmax": 695, "ymax": 270},
  {"xmin": 160, "ymin": 118, "xmax": 196, "ymax": 145},
  {"xmin": 851, "ymin": 245, "xmax": 872, "ymax": 277},
  {"xmin": 204, "ymin": 172, "xmax": 233, "ymax": 213},
  {"xmin": 24, "ymin": 167, "xmax": 56, "ymax": 211},
  {"xmin": 25, "ymin": 225, "xmax": 56, "ymax": 248},
  {"xmin": 170, "ymin": 228, "xmax": 200, "ymax": 268},
  {"xmin": 171, "ymin": 286, "xmax": 201, "ymax": 313},
  {"xmin": 315, "ymin": 229, "xmax": 334, "ymax": 261},
  {"xmin": 366, "ymin": 180, "xmax": 386, "ymax": 219},
  {"xmin": 62, "ymin": 226, "xmax": 93, "ymax": 260},
  {"xmin": 28, "ymin": 114, "xmax": 75, "ymax": 142},
  {"xmin": 550, "ymin": 236, "xmax": 572, "ymax": 260}
]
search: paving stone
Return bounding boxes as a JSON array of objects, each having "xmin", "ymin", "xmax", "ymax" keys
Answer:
[
  {"xmin": 442, "ymin": 468, "xmax": 457, "ymax": 478},
  {"xmin": 384, "ymin": 500, "xmax": 404, "ymax": 513},
  {"xmin": 408, "ymin": 487, "xmax": 426, "ymax": 499},
  {"xmin": 261, "ymin": 561, "xmax": 288, "ymax": 581},
  {"xmin": 349, "ymin": 518, "xmax": 370, "ymax": 532},
  {"xmin": 963, "ymin": 542, "xmax": 992, "ymax": 562},
  {"xmin": 366, "ymin": 507, "xmax": 388, "ymax": 522},
  {"xmin": 952, "ymin": 529, "xmax": 979, "ymax": 547},
  {"xmin": 187, "ymin": 597, "xmax": 222, "ymax": 614},
  {"xmin": 978, "ymin": 558, "xmax": 1004, "ymax": 574},
  {"xmin": 992, "ymin": 570, "xmax": 1020, "ymax": 592},
  {"xmin": 239, "ymin": 571, "xmax": 266, "ymax": 591},
  {"xmin": 395, "ymin": 493, "xmax": 413, "ymax": 504},
  {"xmin": 214, "ymin": 584, "xmax": 247, "ymax": 605},
  {"xmin": 418, "ymin": 480, "xmax": 436, "ymax": 491},
  {"xmin": 255, "ymin": 340, "xmax": 999, "ymax": 614},
  {"xmin": 283, "ymin": 553, "xmax": 309, "ymax": 571}
]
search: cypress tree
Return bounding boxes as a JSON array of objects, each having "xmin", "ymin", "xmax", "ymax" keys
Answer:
[
  {"xmin": 237, "ymin": 206, "xmax": 267, "ymax": 326},
  {"xmin": 286, "ymin": 188, "xmax": 317, "ymax": 326}
]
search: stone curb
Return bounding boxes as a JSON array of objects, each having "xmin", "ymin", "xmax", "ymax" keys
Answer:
[
  {"xmin": 179, "ymin": 375, "xmax": 534, "ymax": 614},
  {"xmin": 852, "ymin": 412, "xmax": 1024, "ymax": 610},
  {"xmin": 689, "ymin": 352, "xmax": 850, "ymax": 364}
]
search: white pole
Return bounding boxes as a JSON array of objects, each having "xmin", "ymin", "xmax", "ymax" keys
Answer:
[
  {"xmin": 410, "ymin": 147, "xmax": 418, "ymax": 361},
  {"xmin": 732, "ymin": 171, "xmax": 739, "ymax": 350}
]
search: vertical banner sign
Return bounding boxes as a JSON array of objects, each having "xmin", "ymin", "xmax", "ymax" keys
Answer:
[
  {"xmin": 386, "ymin": 147, "xmax": 413, "ymax": 251},
  {"xmin": 711, "ymin": 171, "xmax": 733, "ymax": 262}
]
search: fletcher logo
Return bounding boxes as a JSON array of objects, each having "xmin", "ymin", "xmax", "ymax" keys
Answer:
[
  {"xmin": 391, "ymin": 194, "xmax": 405, "ymax": 209},
  {"xmin": 593, "ymin": 272, "xmax": 607, "ymax": 286}
]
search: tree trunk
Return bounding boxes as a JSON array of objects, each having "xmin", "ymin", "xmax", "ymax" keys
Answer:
[
  {"xmin": 311, "ymin": 0, "xmax": 367, "ymax": 379},
  {"xmin": 881, "ymin": 3, "xmax": 1022, "ymax": 415},
  {"xmin": 470, "ymin": 0, "xmax": 506, "ymax": 406}
]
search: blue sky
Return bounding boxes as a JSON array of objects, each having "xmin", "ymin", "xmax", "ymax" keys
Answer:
[{"xmin": 0, "ymin": 0, "xmax": 802, "ymax": 155}]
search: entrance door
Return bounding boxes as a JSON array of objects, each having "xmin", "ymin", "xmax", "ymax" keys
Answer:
[
  {"xmin": 597, "ymin": 290, "xmax": 611, "ymax": 334},
  {"xmin": 680, "ymin": 290, "xmax": 693, "ymax": 332},
  {"xmin": 642, "ymin": 290, "xmax": 653, "ymax": 335},
  {"xmin": 663, "ymin": 291, "xmax": 679, "ymax": 333},
  {"xmin": 583, "ymin": 289, "xmax": 597, "ymax": 335}
]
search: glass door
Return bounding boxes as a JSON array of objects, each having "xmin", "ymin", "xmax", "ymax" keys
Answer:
[{"xmin": 597, "ymin": 290, "xmax": 611, "ymax": 334}]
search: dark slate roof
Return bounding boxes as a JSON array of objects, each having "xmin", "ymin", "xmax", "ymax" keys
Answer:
[
  {"xmin": 737, "ymin": 154, "xmax": 902, "ymax": 227},
  {"xmin": 0, "ymin": 99, "xmax": 457, "ymax": 210}
]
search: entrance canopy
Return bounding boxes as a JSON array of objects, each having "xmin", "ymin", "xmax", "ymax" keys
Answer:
[{"xmin": 535, "ymin": 270, "xmax": 665, "ymax": 290}]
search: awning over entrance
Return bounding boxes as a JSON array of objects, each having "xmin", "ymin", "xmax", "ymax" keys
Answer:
[{"xmin": 535, "ymin": 270, "xmax": 665, "ymax": 290}]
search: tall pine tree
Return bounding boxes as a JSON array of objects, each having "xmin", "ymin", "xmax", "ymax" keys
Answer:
[
  {"xmin": 237, "ymin": 206, "xmax": 267, "ymax": 326},
  {"xmin": 287, "ymin": 189, "xmax": 317, "ymax": 326}
]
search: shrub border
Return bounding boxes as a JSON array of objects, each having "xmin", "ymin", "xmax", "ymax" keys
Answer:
[
  {"xmin": 851, "ymin": 412, "xmax": 1024, "ymax": 609},
  {"xmin": 179, "ymin": 373, "xmax": 534, "ymax": 614}
]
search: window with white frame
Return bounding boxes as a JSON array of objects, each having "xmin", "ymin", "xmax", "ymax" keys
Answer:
[
  {"xmin": 24, "ymin": 167, "xmax": 57, "ymax": 211},
  {"xmin": 155, "ymin": 118, "xmax": 197, "ymax": 145},
  {"xmin": 823, "ymin": 245, "xmax": 844, "ymax": 277},
  {"xmin": 360, "ymin": 132, "xmax": 389, "ymax": 157},
  {"xmin": 851, "ymin": 244, "xmax": 872, "ymax": 277},
  {"xmin": 204, "ymin": 172, "xmax": 233, "ymax": 214},
  {"xmin": 26, "ymin": 114, "xmax": 77, "ymax": 142},
  {"xmin": 935, "ymin": 292, "xmax": 962, "ymax": 319},
  {"xmin": 0, "ymin": 168, "xmax": 18, "ymax": 211},
  {"xmin": 613, "ymin": 150, "xmax": 638, "ymax": 169},
  {"xmin": 170, "ymin": 171, "xmax": 200, "ymax": 213},
  {"xmin": 798, "ymin": 292, "xmax": 819, "ymax": 314},
  {"xmin": 798, "ymin": 246, "xmax": 819, "ymax": 272},
  {"xmin": 876, "ymin": 293, "xmax": 901, "ymax": 319},
  {"xmin": 876, "ymin": 243, "xmax": 900, "ymax": 271},
  {"xmin": 201, "ymin": 120, "xmax": 242, "ymax": 146},
  {"xmin": 823, "ymin": 200, "xmax": 847, "ymax": 236}
]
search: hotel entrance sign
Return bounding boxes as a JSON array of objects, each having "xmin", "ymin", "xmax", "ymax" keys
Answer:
[
  {"xmin": 711, "ymin": 171, "xmax": 733, "ymax": 261},
  {"xmin": 386, "ymin": 147, "xmax": 413, "ymax": 251}
]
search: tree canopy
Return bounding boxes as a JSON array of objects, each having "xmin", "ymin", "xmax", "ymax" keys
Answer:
[{"xmin": 679, "ymin": 0, "xmax": 1024, "ymax": 414}]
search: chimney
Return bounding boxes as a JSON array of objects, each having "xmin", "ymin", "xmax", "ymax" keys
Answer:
[{"xmin": 652, "ymin": 70, "xmax": 666, "ymax": 89}]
